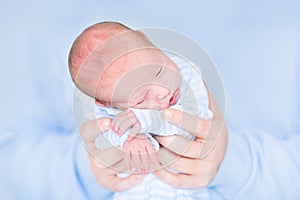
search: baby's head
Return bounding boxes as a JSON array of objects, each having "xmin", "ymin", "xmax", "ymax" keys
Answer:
[{"xmin": 69, "ymin": 22, "xmax": 181, "ymax": 110}]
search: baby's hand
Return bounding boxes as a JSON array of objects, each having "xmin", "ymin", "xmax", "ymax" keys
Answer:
[
  {"xmin": 123, "ymin": 134, "xmax": 160, "ymax": 173},
  {"xmin": 112, "ymin": 110, "xmax": 141, "ymax": 140}
]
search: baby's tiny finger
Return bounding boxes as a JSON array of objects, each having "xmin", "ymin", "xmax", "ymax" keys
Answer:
[
  {"xmin": 150, "ymin": 151, "xmax": 161, "ymax": 171},
  {"xmin": 141, "ymin": 151, "xmax": 150, "ymax": 173},
  {"xmin": 128, "ymin": 124, "xmax": 140, "ymax": 139},
  {"xmin": 112, "ymin": 112, "xmax": 127, "ymax": 129},
  {"xmin": 123, "ymin": 152, "xmax": 131, "ymax": 173},
  {"xmin": 119, "ymin": 120, "xmax": 134, "ymax": 135},
  {"xmin": 132, "ymin": 152, "xmax": 142, "ymax": 173}
]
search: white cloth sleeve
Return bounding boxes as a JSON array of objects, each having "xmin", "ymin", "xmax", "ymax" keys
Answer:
[
  {"xmin": 130, "ymin": 105, "xmax": 194, "ymax": 139},
  {"xmin": 94, "ymin": 106, "xmax": 160, "ymax": 150},
  {"xmin": 129, "ymin": 108, "xmax": 165, "ymax": 133}
]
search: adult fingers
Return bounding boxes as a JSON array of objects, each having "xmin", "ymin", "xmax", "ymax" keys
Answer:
[
  {"xmin": 123, "ymin": 152, "xmax": 131, "ymax": 172},
  {"xmin": 80, "ymin": 118, "xmax": 114, "ymax": 155},
  {"xmin": 157, "ymin": 147, "xmax": 209, "ymax": 175},
  {"xmin": 157, "ymin": 146, "xmax": 184, "ymax": 167},
  {"xmin": 157, "ymin": 130, "xmax": 227, "ymax": 176},
  {"xmin": 80, "ymin": 117, "xmax": 112, "ymax": 141},
  {"xmin": 154, "ymin": 168, "xmax": 209, "ymax": 188},
  {"xmin": 155, "ymin": 135, "xmax": 205, "ymax": 158},
  {"xmin": 140, "ymin": 151, "xmax": 150, "ymax": 173},
  {"xmin": 111, "ymin": 173, "xmax": 146, "ymax": 192},
  {"xmin": 161, "ymin": 100, "xmax": 226, "ymax": 158},
  {"xmin": 90, "ymin": 156, "xmax": 146, "ymax": 192},
  {"xmin": 162, "ymin": 108, "xmax": 211, "ymax": 138},
  {"xmin": 156, "ymin": 123, "xmax": 227, "ymax": 159},
  {"xmin": 156, "ymin": 145, "xmax": 207, "ymax": 174},
  {"xmin": 91, "ymin": 147, "xmax": 123, "ymax": 167},
  {"xmin": 132, "ymin": 151, "xmax": 143, "ymax": 173}
]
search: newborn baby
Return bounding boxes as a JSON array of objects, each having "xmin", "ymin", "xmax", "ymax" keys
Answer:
[{"xmin": 69, "ymin": 21, "xmax": 213, "ymax": 199}]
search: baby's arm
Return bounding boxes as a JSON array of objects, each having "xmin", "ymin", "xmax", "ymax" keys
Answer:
[
  {"xmin": 111, "ymin": 110, "xmax": 141, "ymax": 141},
  {"xmin": 96, "ymin": 108, "xmax": 160, "ymax": 172},
  {"xmin": 94, "ymin": 105, "xmax": 159, "ymax": 149}
]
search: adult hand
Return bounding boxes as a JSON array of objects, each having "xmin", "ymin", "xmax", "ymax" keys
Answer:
[
  {"xmin": 80, "ymin": 118, "xmax": 146, "ymax": 192},
  {"xmin": 154, "ymin": 96, "xmax": 228, "ymax": 188}
]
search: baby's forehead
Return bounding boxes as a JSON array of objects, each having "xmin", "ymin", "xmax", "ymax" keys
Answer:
[{"xmin": 101, "ymin": 48, "xmax": 180, "ymax": 84}]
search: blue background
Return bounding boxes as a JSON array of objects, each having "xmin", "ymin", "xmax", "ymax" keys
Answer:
[
  {"xmin": 1, "ymin": 0, "xmax": 299, "ymax": 135},
  {"xmin": 0, "ymin": 1, "xmax": 299, "ymax": 198}
]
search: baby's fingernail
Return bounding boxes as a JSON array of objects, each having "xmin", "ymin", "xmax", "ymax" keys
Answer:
[
  {"xmin": 163, "ymin": 110, "xmax": 173, "ymax": 119},
  {"xmin": 102, "ymin": 119, "xmax": 110, "ymax": 126}
]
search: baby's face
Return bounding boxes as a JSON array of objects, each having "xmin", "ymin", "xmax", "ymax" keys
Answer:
[{"xmin": 97, "ymin": 48, "xmax": 181, "ymax": 110}]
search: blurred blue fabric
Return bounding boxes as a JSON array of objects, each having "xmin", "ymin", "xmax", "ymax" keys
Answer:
[{"xmin": 0, "ymin": 0, "xmax": 299, "ymax": 199}]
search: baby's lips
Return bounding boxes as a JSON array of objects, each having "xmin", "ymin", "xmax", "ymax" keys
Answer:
[
  {"xmin": 169, "ymin": 88, "xmax": 179, "ymax": 105},
  {"xmin": 169, "ymin": 95, "xmax": 176, "ymax": 105}
]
